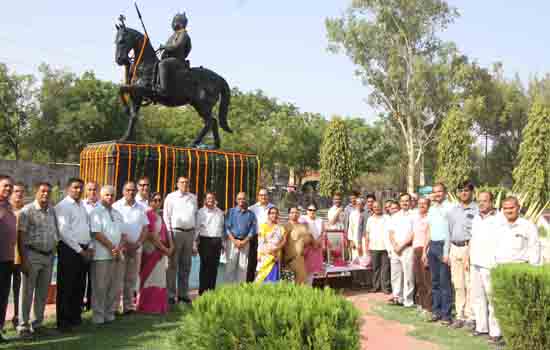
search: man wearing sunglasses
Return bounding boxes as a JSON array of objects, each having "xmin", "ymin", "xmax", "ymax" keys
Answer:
[
  {"xmin": 447, "ymin": 180, "xmax": 478, "ymax": 330},
  {"xmin": 136, "ymin": 177, "xmax": 151, "ymax": 208}
]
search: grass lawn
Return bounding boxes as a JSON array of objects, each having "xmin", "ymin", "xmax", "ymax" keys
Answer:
[
  {"xmin": 371, "ymin": 301, "xmax": 495, "ymax": 350},
  {"xmin": 0, "ymin": 305, "xmax": 188, "ymax": 350}
]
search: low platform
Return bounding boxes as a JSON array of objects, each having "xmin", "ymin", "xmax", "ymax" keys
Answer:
[{"xmin": 80, "ymin": 141, "xmax": 260, "ymax": 209}]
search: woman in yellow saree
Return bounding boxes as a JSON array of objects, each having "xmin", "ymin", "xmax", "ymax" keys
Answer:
[{"xmin": 255, "ymin": 207, "xmax": 287, "ymax": 283}]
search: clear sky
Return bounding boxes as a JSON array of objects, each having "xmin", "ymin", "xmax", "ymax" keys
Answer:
[{"xmin": 1, "ymin": 1, "xmax": 549, "ymax": 121}]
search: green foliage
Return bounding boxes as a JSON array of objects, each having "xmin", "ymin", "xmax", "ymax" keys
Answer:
[
  {"xmin": 35, "ymin": 64, "xmax": 128, "ymax": 162},
  {"xmin": 435, "ymin": 108, "xmax": 474, "ymax": 190},
  {"xmin": 174, "ymin": 283, "xmax": 360, "ymax": 350},
  {"xmin": 319, "ymin": 117, "xmax": 356, "ymax": 196},
  {"xmin": 0, "ymin": 63, "xmax": 38, "ymax": 160},
  {"xmin": 512, "ymin": 99, "xmax": 550, "ymax": 206},
  {"xmin": 343, "ymin": 118, "xmax": 397, "ymax": 175},
  {"xmin": 491, "ymin": 264, "xmax": 550, "ymax": 350},
  {"xmin": 326, "ymin": 0, "xmax": 495, "ymax": 192}
]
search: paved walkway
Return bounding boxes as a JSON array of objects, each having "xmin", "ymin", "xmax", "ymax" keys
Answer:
[
  {"xmin": 6, "ymin": 291, "xmax": 439, "ymax": 350},
  {"xmin": 346, "ymin": 292, "xmax": 439, "ymax": 350}
]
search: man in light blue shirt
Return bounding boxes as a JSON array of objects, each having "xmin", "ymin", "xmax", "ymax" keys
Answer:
[
  {"xmin": 423, "ymin": 183, "xmax": 453, "ymax": 325},
  {"xmin": 224, "ymin": 192, "xmax": 257, "ymax": 283}
]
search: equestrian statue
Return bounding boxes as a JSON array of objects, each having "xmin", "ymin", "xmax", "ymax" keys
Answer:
[{"xmin": 115, "ymin": 10, "xmax": 232, "ymax": 148}]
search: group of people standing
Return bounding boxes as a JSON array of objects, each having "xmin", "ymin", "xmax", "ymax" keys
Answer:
[
  {"xmin": 0, "ymin": 174, "xmax": 543, "ymax": 346},
  {"xmin": 0, "ymin": 175, "xmax": 317, "ymax": 342},
  {"xmin": 337, "ymin": 182, "xmax": 542, "ymax": 346}
]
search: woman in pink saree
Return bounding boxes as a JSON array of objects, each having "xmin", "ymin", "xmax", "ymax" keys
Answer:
[
  {"xmin": 137, "ymin": 192, "xmax": 173, "ymax": 314},
  {"xmin": 299, "ymin": 204, "xmax": 325, "ymax": 285}
]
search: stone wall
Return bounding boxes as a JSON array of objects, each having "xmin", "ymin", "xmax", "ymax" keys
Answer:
[{"xmin": 0, "ymin": 159, "xmax": 79, "ymax": 190}]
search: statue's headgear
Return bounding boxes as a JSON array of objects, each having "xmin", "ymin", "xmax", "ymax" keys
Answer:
[{"xmin": 172, "ymin": 13, "xmax": 188, "ymax": 30}]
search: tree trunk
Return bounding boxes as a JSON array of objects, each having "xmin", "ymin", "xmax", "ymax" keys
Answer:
[
  {"xmin": 407, "ymin": 146, "xmax": 415, "ymax": 194},
  {"xmin": 419, "ymin": 152, "xmax": 425, "ymax": 187}
]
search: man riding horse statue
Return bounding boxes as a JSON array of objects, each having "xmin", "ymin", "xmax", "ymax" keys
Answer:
[
  {"xmin": 115, "ymin": 12, "xmax": 232, "ymax": 148},
  {"xmin": 157, "ymin": 13, "xmax": 191, "ymax": 97}
]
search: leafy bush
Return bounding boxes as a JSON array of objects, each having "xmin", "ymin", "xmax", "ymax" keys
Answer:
[
  {"xmin": 491, "ymin": 264, "xmax": 550, "ymax": 350},
  {"xmin": 174, "ymin": 282, "xmax": 361, "ymax": 350}
]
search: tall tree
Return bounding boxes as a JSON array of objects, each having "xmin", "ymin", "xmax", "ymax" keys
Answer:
[
  {"xmin": 319, "ymin": 117, "xmax": 356, "ymax": 196},
  {"xmin": 435, "ymin": 108, "xmax": 474, "ymax": 190},
  {"xmin": 512, "ymin": 99, "xmax": 550, "ymax": 206},
  {"xmin": 0, "ymin": 63, "xmax": 37, "ymax": 160},
  {"xmin": 35, "ymin": 65, "xmax": 127, "ymax": 162},
  {"xmin": 344, "ymin": 118, "xmax": 398, "ymax": 175},
  {"xmin": 326, "ymin": 0, "xmax": 478, "ymax": 192}
]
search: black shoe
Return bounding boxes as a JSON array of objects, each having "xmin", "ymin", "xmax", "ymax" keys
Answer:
[
  {"xmin": 488, "ymin": 336, "xmax": 505, "ymax": 345},
  {"xmin": 471, "ymin": 330, "xmax": 488, "ymax": 337},
  {"xmin": 450, "ymin": 319, "xmax": 464, "ymax": 329},
  {"xmin": 33, "ymin": 327, "xmax": 59, "ymax": 337},
  {"xmin": 58, "ymin": 326, "xmax": 74, "ymax": 334},
  {"xmin": 464, "ymin": 320, "xmax": 475, "ymax": 331},
  {"xmin": 168, "ymin": 297, "xmax": 177, "ymax": 305},
  {"xmin": 427, "ymin": 314, "xmax": 441, "ymax": 322},
  {"xmin": 179, "ymin": 296, "xmax": 192, "ymax": 304},
  {"xmin": 17, "ymin": 329, "xmax": 33, "ymax": 340},
  {"xmin": 123, "ymin": 310, "xmax": 135, "ymax": 316}
]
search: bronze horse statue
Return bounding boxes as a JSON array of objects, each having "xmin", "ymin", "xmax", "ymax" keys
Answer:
[{"xmin": 114, "ymin": 19, "xmax": 232, "ymax": 148}]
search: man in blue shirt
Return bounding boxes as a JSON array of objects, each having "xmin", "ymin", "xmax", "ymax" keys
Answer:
[
  {"xmin": 423, "ymin": 183, "xmax": 454, "ymax": 325},
  {"xmin": 224, "ymin": 192, "xmax": 257, "ymax": 283}
]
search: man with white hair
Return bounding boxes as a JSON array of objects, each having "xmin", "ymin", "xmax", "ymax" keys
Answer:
[
  {"xmin": 89, "ymin": 186, "xmax": 124, "ymax": 325},
  {"xmin": 113, "ymin": 181, "xmax": 148, "ymax": 314}
]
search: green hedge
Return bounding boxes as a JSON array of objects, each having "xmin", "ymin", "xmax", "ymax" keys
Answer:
[
  {"xmin": 491, "ymin": 264, "xmax": 550, "ymax": 350},
  {"xmin": 174, "ymin": 283, "xmax": 361, "ymax": 350}
]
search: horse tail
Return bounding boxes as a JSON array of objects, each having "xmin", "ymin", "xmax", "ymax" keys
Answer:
[{"xmin": 218, "ymin": 78, "xmax": 232, "ymax": 133}]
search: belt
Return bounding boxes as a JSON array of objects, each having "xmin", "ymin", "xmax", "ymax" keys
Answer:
[
  {"xmin": 174, "ymin": 227, "xmax": 194, "ymax": 232},
  {"xmin": 26, "ymin": 246, "xmax": 54, "ymax": 257},
  {"xmin": 451, "ymin": 240, "xmax": 469, "ymax": 247}
]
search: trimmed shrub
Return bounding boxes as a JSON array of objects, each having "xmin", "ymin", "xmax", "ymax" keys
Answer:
[
  {"xmin": 174, "ymin": 282, "xmax": 361, "ymax": 350},
  {"xmin": 491, "ymin": 264, "xmax": 550, "ymax": 350}
]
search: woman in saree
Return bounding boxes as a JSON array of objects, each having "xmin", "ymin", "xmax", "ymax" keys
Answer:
[
  {"xmin": 255, "ymin": 207, "xmax": 287, "ymax": 283},
  {"xmin": 137, "ymin": 192, "xmax": 173, "ymax": 314},
  {"xmin": 299, "ymin": 203, "xmax": 325, "ymax": 285}
]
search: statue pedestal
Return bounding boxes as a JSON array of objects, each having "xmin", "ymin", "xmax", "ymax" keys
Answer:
[{"xmin": 80, "ymin": 141, "xmax": 260, "ymax": 210}]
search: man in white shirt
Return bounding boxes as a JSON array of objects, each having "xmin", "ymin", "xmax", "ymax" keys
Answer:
[
  {"xmin": 494, "ymin": 196, "xmax": 542, "ymax": 266},
  {"xmin": 83, "ymin": 181, "xmax": 101, "ymax": 214},
  {"xmin": 485, "ymin": 196, "xmax": 542, "ymax": 345},
  {"xmin": 366, "ymin": 201, "xmax": 391, "ymax": 294},
  {"xmin": 112, "ymin": 181, "xmax": 148, "ymax": 314},
  {"xmin": 467, "ymin": 192, "xmax": 500, "ymax": 341},
  {"xmin": 327, "ymin": 192, "xmax": 347, "ymax": 231},
  {"xmin": 82, "ymin": 181, "xmax": 100, "ymax": 311},
  {"xmin": 55, "ymin": 178, "xmax": 94, "ymax": 332},
  {"xmin": 135, "ymin": 176, "xmax": 150, "ymax": 208},
  {"xmin": 388, "ymin": 193, "xmax": 415, "ymax": 307},
  {"xmin": 164, "ymin": 176, "xmax": 198, "ymax": 304},
  {"xmin": 196, "ymin": 192, "xmax": 224, "ymax": 295},
  {"xmin": 248, "ymin": 188, "xmax": 274, "ymax": 282},
  {"xmin": 89, "ymin": 185, "xmax": 124, "ymax": 325}
]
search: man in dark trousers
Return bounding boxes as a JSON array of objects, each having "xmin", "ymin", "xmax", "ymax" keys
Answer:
[{"xmin": 55, "ymin": 178, "xmax": 94, "ymax": 332}]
